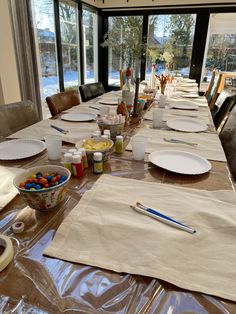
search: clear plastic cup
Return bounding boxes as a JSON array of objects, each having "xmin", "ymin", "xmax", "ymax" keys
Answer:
[
  {"xmin": 167, "ymin": 85, "xmax": 175, "ymax": 97},
  {"xmin": 131, "ymin": 136, "xmax": 148, "ymax": 160},
  {"xmin": 99, "ymin": 106, "xmax": 110, "ymax": 116},
  {"xmin": 158, "ymin": 94, "xmax": 167, "ymax": 108},
  {"xmin": 44, "ymin": 135, "xmax": 62, "ymax": 160},
  {"xmin": 153, "ymin": 108, "xmax": 164, "ymax": 129}
]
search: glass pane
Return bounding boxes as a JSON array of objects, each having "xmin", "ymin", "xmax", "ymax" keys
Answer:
[
  {"xmin": 82, "ymin": 9, "xmax": 98, "ymax": 83},
  {"xmin": 30, "ymin": 0, "xmax": 59, "ymax": 100},
  {"xmin": 146, "ymin": 14, "xmax": 196, "ymax": 80},
  {"xmin": 106, "ymin": 16, "xmax": 143, "ymax": 86},
  {"xmin": 59, "ymin": 0, "xmax": 80, "ymax": 90},
  {"xmin": 201, "ymin": 13, "xmax": 236, "ymax": 91}
]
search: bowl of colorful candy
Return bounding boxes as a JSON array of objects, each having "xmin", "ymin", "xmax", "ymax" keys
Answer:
[
  {"xmin": 76, "ymin": 137, "xmax": 114, "ymax": 162},
  {"xmin": 13, "ymin": 165, "xmax": 71, "ymax": 211},
  {"xmin": 97, "ymin": 114, "xmax": 125, "ymax": 141}
]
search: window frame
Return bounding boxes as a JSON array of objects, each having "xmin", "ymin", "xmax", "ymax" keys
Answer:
[{"xmin": 100, "ymin": 4, "xmax": 236, "ymax": 90}]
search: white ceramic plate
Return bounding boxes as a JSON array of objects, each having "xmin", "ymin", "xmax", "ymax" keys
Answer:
[
  {"xmin": 99, "ymin": 98, "xmax": 118, "ymax": 105},
  {"xmin": 0, "ymin": 139, "xmax": 46, "ymax": 160},
  {"xmin": 149, "ymin": 150, "xmax": 211, "ymax": 175},
  {"xmin": 179, "ymin": 83, "xmax": 198, "ymax": 88},
  {"xmin": 61, "ymin": 112, "xmax": 96, "ymax": 122},
  {"xmin": 182, "ymin": 78, "xmax": 196, "ymax": 83},
  {"xmin": 167, "ymin": 117, "xmax": 208, "ymax": 132},
  {"xmin": 182, "ymin": 93, "xmax": 199, "ymax": 98},
  {"xmin": 169, "ymin": 103, "xmax": 198, "ymax": 110},
  {"xmin": 178, "ymin": 88, "xmax": 195, "ymax": 93}
]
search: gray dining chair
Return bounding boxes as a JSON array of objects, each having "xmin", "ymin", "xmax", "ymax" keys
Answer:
[
  {"xmin": 0, "ymin": 100, "xmax": 40, "ymax": 139},
  {"xmin": 79, "ymin": 82, "xmax": 105, "ymax": 102},
  {"xmin": 46, "ymin": 90, "xmax": 80, "ymax": 117},
  {"xmin": 219, "ymin": 104, "xmax": 236, "ymax": 182},
  {"xmin": 211, "ymin": 90, "xmax": 235, "ymax": 129}
]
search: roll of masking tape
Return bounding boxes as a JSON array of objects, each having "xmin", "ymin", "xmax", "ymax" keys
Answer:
[
  {"xmin": 12, "ymin": 222, "xmax": 24, "ymax": 234},
  {"xmin": 0, "ymin": 235, "xmax": 14, "ymax": 272}
]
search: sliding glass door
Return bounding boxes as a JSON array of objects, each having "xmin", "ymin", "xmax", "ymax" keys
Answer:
[
  {"xmin": 146, "ymin": 14, "xmax": 196, "ymax": 79},
  {"xmin": 31, "ymin": 0, "xmax": 59, "ymax": 99},
  {"xmin": 201, "ymin": 13, "xmax": 236, "ymax": 89},
  {"xmin": 106, "ymin": 16, "xmax": 143, "ymax": 86},
  {"xmin": 59, "ymin": 0, "xmax": 80, "ymax": 90},
  {"xmin": 82, "ymin": 8, "xmax": 98, "ymax": 83},
  {"xmin": 30, "ymin": 1, "xmax": 98, "ymax": 101}
]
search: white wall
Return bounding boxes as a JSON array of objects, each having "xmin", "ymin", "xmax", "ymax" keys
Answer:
[
  {"xmin": 84, "ymin": 0, "xmax": 236, "ymax": 9},
  {"xmin": 0, "ymin": 0, "xmax": 21, "ymax": 104}
]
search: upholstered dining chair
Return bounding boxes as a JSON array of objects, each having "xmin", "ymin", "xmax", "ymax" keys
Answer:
[
  {"xmin": 205, "ymin": 69, "xmax": 216, "ymax": 100},
  {"xmin": 46, "ymin": 90, "xmax": 80, "ymax": 117},
  {"xmin": 219, "ymin": 104, "xmax": 236, "ymax": 182},
  {"xmin": 207, "ymin": 73, "xmax": 223, "ymax": 110},
  {"xmin": 211, "ymin": 90, "xmax": 233, "ymax": 128},
  {"xmin": 214, "ymin": 94, "xmax": 236, "ymax": 131},
  {"xmin": 0, "ymin": 100, "xmax": 40, "ymax": 139},
  {"xmin": 79, "ymin": 82, "xmax": 105, "ymax": 102}
]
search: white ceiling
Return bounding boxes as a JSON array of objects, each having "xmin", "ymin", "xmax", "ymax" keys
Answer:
[{"xmin": 84, "ymin": 0, "xmax": 236, "ymax": 9}]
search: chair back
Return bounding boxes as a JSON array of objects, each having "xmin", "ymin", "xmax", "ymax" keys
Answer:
[
  {"xmin": 219, "ymin": 103, "xmax": 236, "ymax": 181},
  {"xmin": 215, "ymin": 94, "xmax": 236, "ymax": 130},
  {"xmin": 208, "ymin": 73, "xmax": 223, "ymax": 110},
  {"xmin": 79, "ymin": 82, "xmax": 105, "ymax": 102},
  {"xmin": 0, "ymin": 100, "xmax": 40, "ymax": 139},
  {"xmin": 211, "ymin": 90, "xmax": 232, "ymax": 121},
  {"xmin": 205, "ymin": 69, "xmax": 216, "ymax": 99},
  {"xmin": 46, "ymin": 90, "xmax": 80, "ymax": 117}
]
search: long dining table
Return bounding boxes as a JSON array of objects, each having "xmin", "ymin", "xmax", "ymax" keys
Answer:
[{"xmin": 0, "ymin": 88, "xmax": 236, "ymax": 313}]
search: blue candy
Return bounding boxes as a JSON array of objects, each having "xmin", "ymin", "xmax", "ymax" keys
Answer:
[
  {"xmin": 25, "ymin": 183, "xmax": 32, "ymax": 189},
  {"xmin": 46, "ymin": 176, "xmax": 52, "ymax": 182}
]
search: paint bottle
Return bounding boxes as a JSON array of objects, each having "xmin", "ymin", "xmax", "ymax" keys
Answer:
[
  {"xmin": 104, "ymin": 130, "xmax": 111, "ymax": 139},
  {"xmin": 93, "ymin": 152, "xmax": 103, "ymax": 174},
  {"xmin": 72, "ymin": 154, "xmax": 83, "ymax": 177},
  {"xmin": 115, "ymin": 135, "xmax": 124, "ymax": 154},
  {"xmin": 68, "ymin": 148, "xmax": 77, "ymax": 154},
  {"xmin": 63, "ymin": 153, "xmax": 73, "ymax": 173},
  {"xmin": 80, "ymin": 148, "xmax": 88, "ymax": 169},
  {"xmin": 101, "ymin": 134, "xmax": 109, "ymax": 139}
]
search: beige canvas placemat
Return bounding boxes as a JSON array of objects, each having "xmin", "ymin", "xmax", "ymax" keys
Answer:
[
  {"xmin": 7, "ymin": 119, "xmax": 99, "ymax": 144},
  {"xmin": 44, "ymin": 174, "xmax": 236, "ymax": 301},
  {"xmin": 0, "ymin": 166, "xmax": 24, "ymax": 210},
  {"xmin": 126, "ymin": 125, "xmax": 226, "ymax": 162}
]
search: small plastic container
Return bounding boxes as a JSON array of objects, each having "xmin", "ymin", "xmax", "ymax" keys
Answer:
[
  {"xmin": 92, "ymin": 132, "xmax": 100, "ymax": 138},
  {"xmin": 68, "ymin": 148, "xmax": 77, "ymax": 154},
  {"xmin": 115, "ymin": 135, "xmax": 124, "ymax": 154},
  {"xmin": 77, "ymin": 148, "xmax": 88, "ymax": 169},
  {"xmin": 94, "ymin": 130, "xmax": 101, "ymax": 136},
  {"xmin": 104, "ymin": 130, "xmax": 111, "ymax": 139},
  {"xmin": 93, "ymin": 152, "xmax": 103, "ymax": 174},
  {"xmin": 63, "ymin": 153, "xmax": 73, "ymax": 173},
  {"xmin": 72, "ymin": 155, "xmax": 83, "ymax": 177},
  {"xmin": 101, "ymin": 134, "xmax": 109, "ymax": 139}
]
